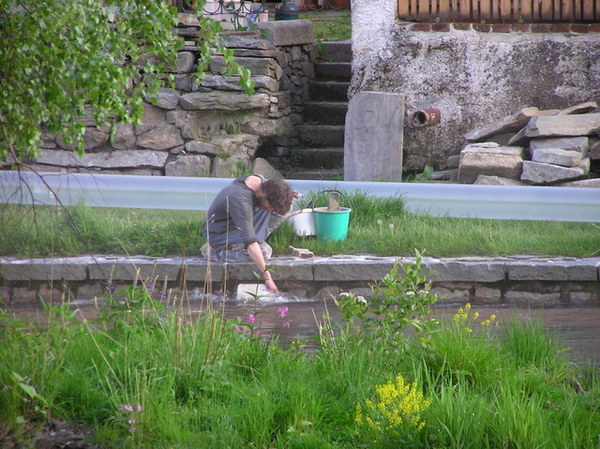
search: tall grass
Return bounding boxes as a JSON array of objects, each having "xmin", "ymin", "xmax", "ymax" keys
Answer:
[
  {"xmin": 1, "ymin": 191, "xmax": 598, "ymax": 258},
  {"xmin": 1, "ymin": 262, "xmax": 599, "ymax": 448}
]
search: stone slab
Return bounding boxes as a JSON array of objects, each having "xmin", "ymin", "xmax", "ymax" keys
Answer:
[
  {"xmin": 525, "ymin": 114, "xmax": 600, "ymax": 137},
  {"xmin": 257, "ymin": 20, "xmax": 314, "ymax": 47},
  {"xmin": 314, "ymin": 256, "xmax": 397, "ymax": 282},
  {"xmin": 425, "ymin": 258, "xmax": 507, "ymax": 282},
  {"xmin": 463, "ymin": 107, "xmax": 542, "ymax": 141},
  {"xmin": 1, "ymin": 257, "xmax": 90, "ymax": 281},
  {"xmin": 521, "ymin": 160, "xmax": 585, "ymax": 184},
  {"xmin": 531, "ymin": 148, "xmax": 582, "ymax": 167},
  {"xmin": 529, "ymin": 136, "xmax": 589, "ymax": 155},
  {"xmin": 344, "ymin": 92, "xmax": 404, "ymax": 182},
  {"xmin": 508, "ymin": 258, "xmax": 599, "ymax": 281},
  {"xmin": 88, "ymin": 256, "xmax": 184, "ymax": 281}
]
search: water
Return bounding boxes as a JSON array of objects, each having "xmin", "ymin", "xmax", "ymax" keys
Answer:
[{"xmin": 5, "ymin": 298, "xmax": 600, "ymax": 365}]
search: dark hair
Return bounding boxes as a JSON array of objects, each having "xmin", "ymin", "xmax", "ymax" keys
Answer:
[{"xmin": 261, "ymin": 178, "xmax": 294, "ymax": 215}]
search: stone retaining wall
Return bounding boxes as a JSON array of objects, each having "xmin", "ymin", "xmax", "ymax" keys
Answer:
[
  {"xmin": 2, "ymin": 255, "xmax": 599, "ymax": 306},
  {"xmin": 24, "ymin": 20, "xmax": 317, "ymax": 178}
]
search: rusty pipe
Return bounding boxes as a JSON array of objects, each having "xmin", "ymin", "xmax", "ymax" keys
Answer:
[{"xmin": 413, "ymin": 108, "xmax": 441, "ymax": 127}]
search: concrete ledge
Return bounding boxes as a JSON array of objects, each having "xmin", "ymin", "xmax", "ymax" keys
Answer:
[
  {"xmin": 1, "ymin": 255, "xmax": 599, "ymax": 306},
  {"xmin": 257, "ymin": 20, "xmax": 314, "ymax": 47}
]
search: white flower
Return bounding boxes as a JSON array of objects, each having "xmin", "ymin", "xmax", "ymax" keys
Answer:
[
  {"xmin": 389, "ymin": 223, "xmax": 394, "ymax": 229},
  {"xmin": 356, "ymin": 296, "xmax": 367, "ymax": 304},
  {"xmin": 377, "ymin": 219, "xmax": 383, "ymax": 225}
]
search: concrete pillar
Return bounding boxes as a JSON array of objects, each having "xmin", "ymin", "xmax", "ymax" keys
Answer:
[{"xmin": 344, "ymin": 91, "xmax": 404, "ymax": 182}]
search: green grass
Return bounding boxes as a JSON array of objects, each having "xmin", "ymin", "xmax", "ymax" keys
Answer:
[
  {"xmin": 1, "ymin": 190, "xmax": 597, "ymax": 258},
  {"xmin": 300, "ymin": 10, "xmax": 351, "ymax": 42},
  {"xmin": 1, "ymin": 272, "xmax": 599, "ymax": 448}
]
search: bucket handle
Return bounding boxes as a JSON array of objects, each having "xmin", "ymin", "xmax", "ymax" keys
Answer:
[{"xmin": 310, "ymin": 189, "xmax": 351, "ymax": 211}]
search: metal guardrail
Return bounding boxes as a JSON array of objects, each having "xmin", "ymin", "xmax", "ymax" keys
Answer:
[{"xmin": 1, "ymin": 171, "xmax": 599, "ymax": 222}]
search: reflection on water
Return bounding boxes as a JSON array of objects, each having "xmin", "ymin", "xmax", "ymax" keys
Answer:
[{"xmin": 5, "ymin": 298, "xmax": 600, "ymax": 365}]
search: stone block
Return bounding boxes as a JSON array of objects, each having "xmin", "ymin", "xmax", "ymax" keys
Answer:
[
  {"xmin": 201, "ymin": 75, "xmax": 279, "ymax": 92},
  {"xmin": 257, "ymin": 20, "xmax": 314, "ymax": 47},
  {"xmin": 210, "ymin": 56, "xmax": 280, "ymax": 78},
  {"xmin": 458, "ymin": 145, "xmax": 523, "ymax": 184},
  {"xmin": 426, "ymin": 259, "xmax": 506, "ymax": 282},
  {"xmin": 253, "ymin": 157, "xmax": 284, "ymax": 179},
  {"xmin": 314, "ymin": 257, "xmax": 396, "ymax": 282},
  {"xmin": 270, "ymin": 258, "xmax": 314, "ymax": 281},
  {"xmin": 111, "ymin": 123, "xmax": 136, "ymax": 150},
  {"xmin": 180, "ymin": 91, "xmax": 270, "ymax": 111},
  {"xmin": 88, "ymin": 256, "xmax": 183, "ymax": 282},
  {"xmin": 569, "ymin": 291, "xmax": 596, "ymax": 303},
  {"xmin": 165, "ymin": 155, "xmax": 211, "ymax": 177},
  {"xmin": 136, "ymin": 123, "xmax": 184, "ymax": 151},
  {"xmin": 185, "ymin": 140, "xmax": 220, "ymax": 156},
  {"xmin": 508, "ymin": 258, "xmax": 599, "ymax": 281},
  {"xmin": 147, "ymin": 88, "xmax": 181, "ymax": 110},
  {"xmin": 182, "ymin": 260, "xmax": 224, "ymax": 283},
  {"xmin": 176, "ymin": 52, "xmax": 196, "ymax": 74},
  {"xmin": 521, "ymin": 161, "xmax": 584, "ymax": 184},
  {"xmin": 431, "ymin": 287, "xmax": 471, "ymax": 303},
  {"xmin": 525, "ymin": 114, "xmax": 600, "ymax": 137},
  {"xmin": 344, "ymin": 92, "xmax": 404, "ymax": 182},
  {"xmin": 474, "ymin": 287, "xmax": 502, "ymax": 304},
  {"xmin": 531, "ymin": 148, "xmax": 582, "ymax": 167},
  {"xmin": 529, "ymin": 136, "xmax": 589, "ymax": 155},
  {"xmin": 135, "ymin": 104, "xmax": 166, "ymax": 135},
  {"xmin": 1, "ymin": 257, "xmax": 89, "ymax": 281},
  {"xmin": 474, "ymin": 175, "xmax": 525, "ymax": 186},
  {"xmin": 463, "ymin": 107, "xmax": 542, "ymax": 141},
  {"xmin": 559, "ymin": 178, "xmax": 600, "ymax": 188},
  {"xmin": 504, "ymin": 291, "xmax": 562, "ymax": 305}
]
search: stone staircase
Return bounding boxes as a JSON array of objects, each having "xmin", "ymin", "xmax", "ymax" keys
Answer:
[{"xmin": 281, "ymin": 41, "xmax": 351, "ymax": 180}]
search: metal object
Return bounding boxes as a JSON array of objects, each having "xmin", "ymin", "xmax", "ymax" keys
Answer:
[
  {"xmin": 2, "ymin": 171, "xmax": 600, "ymax": 223},
  {"xmin": 275, "ymin": 0, "xmax": 300, "ymax": 20},
  {"xmin": 413, "ymin": 108, "xmax": 441, "ymax": 127}
]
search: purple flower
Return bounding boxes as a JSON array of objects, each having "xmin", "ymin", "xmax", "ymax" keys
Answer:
[
  {"xmin": 119, "ymin": 405, "xmax": 133, "ymax": 413},
  {"xmin": 282, "ymin": 321, "xmax": 290, "ymax": 328},
  {"xmin": 277, "ymin": 306, "xmax": 289, "ymax": 319},
  {"xmin": 135, "ymin": 405, "xmax": 143, "ymax": 412},
  {"xmin": 247, "ymin": 314, "xmax": 256, "ymax": 326}
]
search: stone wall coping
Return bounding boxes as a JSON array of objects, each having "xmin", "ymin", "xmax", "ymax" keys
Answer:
[
  {"xmin": 2, "ymin": 254, "xmax": 599, "ymax": 283},
  {"xmin": 256, "ymin": 20, "xmax": 315, "ymax": 47},
  {"xmin": 398, "ymin": 22, "xmax": 600, "ymax": 34}
]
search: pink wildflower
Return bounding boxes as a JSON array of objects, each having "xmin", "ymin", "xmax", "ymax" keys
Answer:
[
  {"xmin": 282, "ymin": 321, "xmax": 290, "ymax": 328},
  {"xmin": 247, "ymin": 314, "xmax": 256, "ymax": 325},
  {"xmin": 277, "ymin": 306, "xmax": 289, "ymax": 319}
]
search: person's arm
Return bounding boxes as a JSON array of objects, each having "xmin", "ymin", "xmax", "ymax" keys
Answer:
[{"xmin": 246, "ymin": 241, "xmax": 278, "ymax": 293}]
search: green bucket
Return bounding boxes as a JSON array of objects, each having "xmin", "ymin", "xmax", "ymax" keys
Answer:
[{"xmin": 313, "ymin": 206, "xmax": 352, "ymax": 242}]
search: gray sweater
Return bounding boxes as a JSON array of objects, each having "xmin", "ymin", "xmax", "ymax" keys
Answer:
[{"xmin": 202, "ymin": 174, "xmax": 265, "ymax": 248}]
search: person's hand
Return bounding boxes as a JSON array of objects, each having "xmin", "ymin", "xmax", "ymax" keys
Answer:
[
  {"xmin": 293, "ymin": 191, "xmax": 302, "ymax": 199},
  {"xmin": 265, "ymin": 278, "xmax": 278, "ymax": 293}
]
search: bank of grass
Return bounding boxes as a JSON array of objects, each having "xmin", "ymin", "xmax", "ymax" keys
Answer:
[
  {"xmin": 0, "ymin": 191, "xmax": 598, "ymax": 258},
  {"xmin": 1, "ymin": 263, "xmax": 599, "ymax": 448}
]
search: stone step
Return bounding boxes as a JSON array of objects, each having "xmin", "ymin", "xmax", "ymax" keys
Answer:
[
  {"xmin": 308, "ymin": 80, "xmax": 349, "ymax": 102},
  {"xmin": 314, "ymin": 62, "xmax": 351, "ymax": 82},
  {"xmin": 292, "ymin": 147, "xmax": 344, "ymax": 169},
  {"xmin": 281, "ymin": 168, "xmax": 343, "ymax": 180},
  {"xmin": 297, "ymin": 124, "xmax": 345, "ymax": 147},
  {"xmin": 304, "ymin": 102, "xmax": 348, "ymax": 125},
  {"xmin": 318, "ymin": 40, "xmax": 352, "ymax": 63}
]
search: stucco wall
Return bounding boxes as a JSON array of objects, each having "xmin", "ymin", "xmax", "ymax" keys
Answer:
[{"xmin": 351, "ymin": 0, "xmax": 600, "ymax": 170}]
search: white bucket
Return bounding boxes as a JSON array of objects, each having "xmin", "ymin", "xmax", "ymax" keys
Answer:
[
  {"xmin": 236, "ymin": 283, "xmax": 274, "ymax": 301},
  {"xmin": 288, "ymin": 208, "xmax": 316, "ymax": 236}
]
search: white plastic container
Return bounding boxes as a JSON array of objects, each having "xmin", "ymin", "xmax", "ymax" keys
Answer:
[
  {"xmin": 236, "ymin": 283, "xmax": 274, "ymax": 301},
  {"xmin": 288, "ymin": 208, "xmax": 316, "ymax": 236}
]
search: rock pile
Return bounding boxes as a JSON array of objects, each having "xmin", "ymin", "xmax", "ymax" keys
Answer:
[{"xmin": 448, "ymin": 102, "xmax": 600, "ymax": 187}]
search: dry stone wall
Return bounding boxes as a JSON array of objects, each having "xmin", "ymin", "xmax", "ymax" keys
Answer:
[{"xmin": 26, "ymin": 18, "xmax": 318, "ymax": 178}]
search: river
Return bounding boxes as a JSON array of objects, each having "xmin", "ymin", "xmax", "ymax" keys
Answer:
[{"xmin": 5, "ymin": 297, "xmax": 600, "ymax": 366}]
